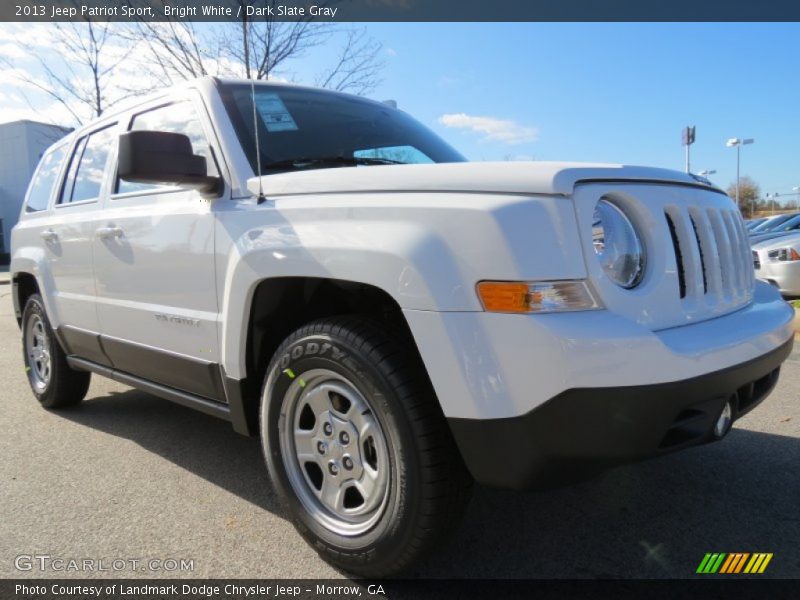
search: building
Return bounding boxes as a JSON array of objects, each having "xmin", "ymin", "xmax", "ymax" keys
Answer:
[{"xmin": 0, "ymin": 120, "xmax": 71, "ymax": 263}]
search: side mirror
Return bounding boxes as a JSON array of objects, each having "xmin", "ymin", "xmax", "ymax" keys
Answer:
[{"xmin": 118, "ymin": 130, "xmax": 221, "ymax": 194}]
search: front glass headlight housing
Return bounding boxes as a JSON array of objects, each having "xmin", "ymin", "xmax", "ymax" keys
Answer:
[
  {"xmin": 592, "ymin": 198, "xmax": 645, "ymax": 288},
  {"xmin": 767, "ymin": 247, "xmax": 800, "ymax": 262}
]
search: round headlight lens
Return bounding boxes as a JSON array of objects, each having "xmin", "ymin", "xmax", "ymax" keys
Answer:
[{"xmin": 592, "ymin": 199, "xmax": 645, "ymax": 289}]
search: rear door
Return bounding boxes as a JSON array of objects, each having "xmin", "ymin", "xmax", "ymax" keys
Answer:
[
  {"xmin": 47, "ymin": 123, "xmax": 119, "ymax": 365},
  {"xmin": 92, "ymin": 94, "xmax": 225, "ymax": 401}
]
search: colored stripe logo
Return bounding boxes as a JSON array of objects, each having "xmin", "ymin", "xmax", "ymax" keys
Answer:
[{"xmin": 697, "ymin": 553, "xmax": 773, "ymax": 574}]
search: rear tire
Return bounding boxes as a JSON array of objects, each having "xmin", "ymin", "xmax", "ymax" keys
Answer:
[
  {"xmin": 261, "ymin": 317, "xmax": 472, "ymax": 576},
  {"xmin": 21, "ymin": 294, "xmax": 90, "ymax": 409}
]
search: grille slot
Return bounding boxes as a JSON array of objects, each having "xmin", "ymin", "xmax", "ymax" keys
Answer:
[
  {"xmin": 664, "ymin": 212, "xmax": 686, "ymax": 298},
  {"xmin": 689, "ymin": 214, "xmax": 709, "ymax": 294},
  {"xmin": 664, "ymin": 206, "xmax": 753, "ymax": 303}
]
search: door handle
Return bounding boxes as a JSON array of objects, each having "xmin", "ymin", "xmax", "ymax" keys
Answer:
[
  {"xmin": 96, "ymin": 226, "xmax": 123, "ymax": 240},
  {"xmin": 40, "ymin": 229, "xmax": 58, "ymax": 242}
]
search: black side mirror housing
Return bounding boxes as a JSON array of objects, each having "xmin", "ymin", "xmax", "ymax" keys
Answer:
[{"xmin": 118, "ymin": 131, "xmax": 222, "ymax": 194}]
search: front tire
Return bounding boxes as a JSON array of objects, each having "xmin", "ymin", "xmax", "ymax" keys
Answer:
[
  {"xmin": 261, "ymin": 317, "xmax": 472, "ymax": 576},
  {"xmin": 21, "ymin": 294, "xmax": 90, "ymax": 409}
]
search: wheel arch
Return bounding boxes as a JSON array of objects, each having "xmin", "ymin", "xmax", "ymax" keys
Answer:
[
  {"xmin": 12, "ymin": 271, "xmax": 41, "ymax": 328},
  {"xmin": 225, "ymin": 276, "xmax": 433, "ymax": 437},
  {"xmin": 11, "ymin": 245, "xmax": 61, "ymax": 329}
]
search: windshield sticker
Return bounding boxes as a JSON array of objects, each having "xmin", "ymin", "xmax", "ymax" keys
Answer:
[{"xmin": 255, "ymin": 94, "xmax": 298, "ymax": 132}]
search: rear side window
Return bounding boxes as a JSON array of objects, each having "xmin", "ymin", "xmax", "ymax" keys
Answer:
[
  {"xmin": 116, "ymin": 101, "xmax": 217, "ymax": 195},
  {"xmin": 25, "ymin": 144, "xmax": 68, "ymax": 212},
  {"xmin": 59, "ymin": 125, "xmax": 117, "ymax": 204}
]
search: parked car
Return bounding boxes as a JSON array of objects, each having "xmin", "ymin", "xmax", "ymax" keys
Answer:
[
  {"xmin": 752, "ymin": 231, "xmax": 800, "ymax": 296},
  {"xmin": 745, "ymin": 217, "xmax": 768, "ymax": 231},
  {"xmin": 750, "ymin": 213, "xmax": 800, "ymax": 245},
  {"xmin": 10, "ymin": 77, "xmax": 795, "ymax": 576},
  {"xmin": 749, "ymin": 212, "xmax": 799, "ymax": 235}
]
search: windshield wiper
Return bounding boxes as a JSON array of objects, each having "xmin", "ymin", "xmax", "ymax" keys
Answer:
[{"xmin": 264, "ymin": 155, "xmax": 405, "ymax": 170}]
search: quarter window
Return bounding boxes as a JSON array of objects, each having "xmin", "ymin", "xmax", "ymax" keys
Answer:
[
  {"xmin": 59, "ymin": 125, "xmax": 117, "ymax": 204},
  {"xmin": 25, "ymin": 144, "xmax": 68, "ymax": 212},
  {"xmin": 116, "ymin": 101, "xmax": 217, "ymax": 195}
]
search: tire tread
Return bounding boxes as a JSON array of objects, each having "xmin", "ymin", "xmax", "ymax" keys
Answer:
[{"xmin": 263, "ymin": 315, "xmax": 472, "ymax": 576}]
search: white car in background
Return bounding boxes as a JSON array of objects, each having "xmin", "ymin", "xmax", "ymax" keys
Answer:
[{"xmin": 752, "ymin": 232, "xmax": 800, "ymax": 296}]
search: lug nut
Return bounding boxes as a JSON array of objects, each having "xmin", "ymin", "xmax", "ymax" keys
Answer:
[
  {"xmin": 343, "ymin": 456, "xmax": 354, "ymax": 470},
  {"xmin": 339, "ymin": 431, "xmax": 350, "ymax": 445},
  {"xmin": 322, "ymin": 422, "xmax": 333, "ymax": 436},
  {"xmin": 317, "ymin": 441, "xmax": 327, "ymax": 455},
  {"xmin": 328, "ymin": 462, "xmax": 339, "ymax": 476}
]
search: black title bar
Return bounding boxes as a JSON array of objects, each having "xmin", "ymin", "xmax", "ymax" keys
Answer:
[
  {"xmin": 4, "ymin": 579, "xmax": 800, "ymax": 600},
  {"xmin": 3, "ymin": 0, "xmax": 800, "ymax": 22}
]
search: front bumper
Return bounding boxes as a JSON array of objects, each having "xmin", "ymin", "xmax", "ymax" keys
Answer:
[
  {"xmin": 403, "ymin": 281, "xmax": 795, "ymax": 489},
  {"xmin": 447, "ymin": 338, "xmax": 791, "ymax": 489}
]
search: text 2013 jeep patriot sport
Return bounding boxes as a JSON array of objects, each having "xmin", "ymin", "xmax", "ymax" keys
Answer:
[{"xmin": 11, "ymin": 77, "xmax": 795, "ymax": 575}]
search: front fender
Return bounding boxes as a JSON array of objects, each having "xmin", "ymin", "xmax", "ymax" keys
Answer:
[{"xmin": 215, "ymin": 192, "xmax": 586, "ymax": 379}]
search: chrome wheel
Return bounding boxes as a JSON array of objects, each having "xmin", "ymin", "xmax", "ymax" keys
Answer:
[
  {"xmin": 26, "ymin": 313, "xmax": 51, "ymax": 391},
  {"xmin": 278, "ymin": 368, "xmax": 391, "ymax": 536}
]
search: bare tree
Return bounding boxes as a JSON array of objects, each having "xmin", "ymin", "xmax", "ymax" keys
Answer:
[
  {"xmin": 316, "ymin": 28, "xmax": 384, "ymax": 94},
  {"xmin": 241, "ymin": 21, "xmax": 324, "ymax": 81},
  {"xmin": 4, "ymin": 17, "xmax": 131, "ymax": 125},
  {"xmin": 130, "ymin": 22, "xmax": 216, "ymax": 84},
  {"xmin": 127, "ymin": 3, "xmax": 384, "ymax": 95},
  {"xmin": 124, "ymin": 2, "xmax": 234, "ymax": 88},
  {"xmin": 727, "ymin": 175, "xmax": 761, "ymax": 217}
]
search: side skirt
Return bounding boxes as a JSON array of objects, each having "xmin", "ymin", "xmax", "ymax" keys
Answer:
[{"xmin": 66, "ymin": 356, "xmax": 232, "ymax": 423}]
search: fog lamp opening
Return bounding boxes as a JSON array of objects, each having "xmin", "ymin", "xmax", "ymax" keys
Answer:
[{"xmin": 713, "ymin": 399, "xmax": 734, "ymax": 439}]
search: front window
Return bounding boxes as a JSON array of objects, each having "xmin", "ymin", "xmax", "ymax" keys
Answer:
[
  {"xmin": 218, "ymin": 83, "xmax": 465, "ymax": 175},
  {"xmin": 59, "ymin": 125, "xmax": 117, "ymax": 204}
]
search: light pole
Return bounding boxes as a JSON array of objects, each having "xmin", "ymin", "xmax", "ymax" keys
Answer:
[
  {"xmin": 726, "ymin": 137, "xmax": 754, "ymax": 214},
  {"xmin": 793, "ymin": 186, "xmax": 800, "ymax": 211}
]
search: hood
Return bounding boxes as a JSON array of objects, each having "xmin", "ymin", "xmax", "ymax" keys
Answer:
[
  {"xmin": 246, "ymin": 161, "xmax": 721, "ymax": 198},
  {"xmin": 752, "ymin": 231, "xmax": 800, "ymax": 251},
  {"xmin": 749, "ymin": 230, "xmax": 800, "ymax": 244}
]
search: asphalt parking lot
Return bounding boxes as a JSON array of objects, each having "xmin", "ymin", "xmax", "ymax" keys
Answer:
[{"xmin": 1, "ymin": 285, "xmax": 798, "ymax": 580}]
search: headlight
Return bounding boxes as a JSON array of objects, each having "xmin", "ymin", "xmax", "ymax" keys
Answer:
[
  {"xmin": 767, "ymin": 247, "xmax": 800, "ymax": 262},
  {"xmin": 592, "ymin": 198, "xmax": 645, "ymax": 288}
]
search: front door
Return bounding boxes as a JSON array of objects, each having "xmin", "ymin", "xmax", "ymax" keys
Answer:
[{"xmin": 92, "ymin": 97, "xmax": 225, "ymax": 401}]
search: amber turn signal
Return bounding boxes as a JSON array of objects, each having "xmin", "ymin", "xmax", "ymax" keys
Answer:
[
  {"xmin": 477, "ymin": 280, "xmax": 601, "ymax": 314},
  {"xmin": 476, "ymin": 282, "xmax": 532, "ymax": 313}
]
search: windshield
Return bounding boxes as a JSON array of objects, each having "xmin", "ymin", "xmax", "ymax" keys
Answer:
[
  {"xmin": 771, "ymin": 214, "xmax": 800, "ymax": 233},
  {"xmin": 218, "ymin": 82, "xmax": 466, "ymax": 175},
  {"xmin": 751, "ymin": 214, "xmax": 795, "ymax": 233}
]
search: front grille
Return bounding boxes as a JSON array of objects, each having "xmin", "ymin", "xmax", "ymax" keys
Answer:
[{"xmin": 663, "ymin": 206, "xmax": 754, "ymax": 303}]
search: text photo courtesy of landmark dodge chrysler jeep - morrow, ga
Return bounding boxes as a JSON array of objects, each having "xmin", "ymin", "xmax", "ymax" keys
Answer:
[{"xmin": 10, "ymin": 77, "xmax": 795, "ymax": 576}]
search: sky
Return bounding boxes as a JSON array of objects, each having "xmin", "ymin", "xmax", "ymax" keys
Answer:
[{"xmin": 2, "ymin": 22, "xmax": 799, "ymax": 201}]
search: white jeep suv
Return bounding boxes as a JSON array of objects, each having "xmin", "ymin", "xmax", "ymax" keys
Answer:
[{"xmin": 10, "ymin": 77, "xmax": 795, "ymax": 576}]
